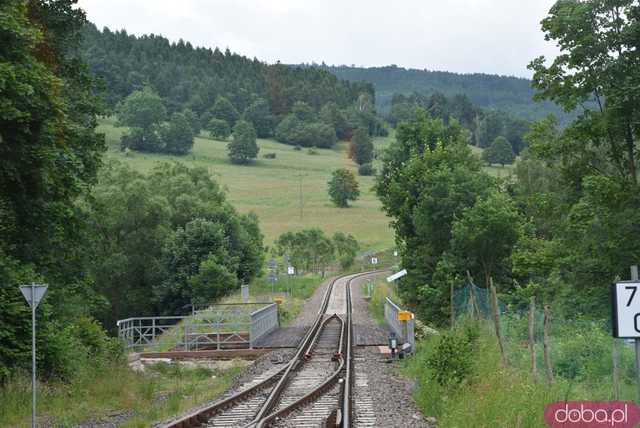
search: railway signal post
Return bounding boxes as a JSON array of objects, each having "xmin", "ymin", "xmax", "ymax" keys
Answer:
[{"xmin": 611, "ymin": 265, "xmax": 640, "ymax": 401}]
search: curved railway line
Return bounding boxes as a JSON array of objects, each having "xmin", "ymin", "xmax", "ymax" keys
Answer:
[{"xmin": 162, "ymin": 271, "xmax": 380, "ymax": 428}]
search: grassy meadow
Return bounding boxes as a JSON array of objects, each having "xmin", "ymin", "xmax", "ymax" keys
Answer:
[{"xmin": 99, "ymin": 118, "xmax": 395, "ymax": 250}]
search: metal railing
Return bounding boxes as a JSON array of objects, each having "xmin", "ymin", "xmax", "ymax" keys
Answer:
[
  {"xmin": 117, "ymin": 302, "xmax": 277, "ymax": 352},
  {"xmin": 384, "ymin": 297, "xmax": 415, "ymax": 352},
  {"xmin": 250, "ymin": 303, "xmax": 279, "ymax": 347}
]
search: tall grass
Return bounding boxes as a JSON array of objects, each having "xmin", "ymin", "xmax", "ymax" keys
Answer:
[
  {"xmin": 368, "ymin": 279, "xmax": 398, "ymax": 325},
  {"xmin": 0, "ymin": 359, "xmax": 242, "ymax": 427},
  {"xmin": 404, "ymin": 322, "xmax": 636, "ymax": 428}
]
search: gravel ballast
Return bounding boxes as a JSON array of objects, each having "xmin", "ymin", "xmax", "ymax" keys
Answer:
[{"xmin": 156, "ymin": 271, "xmax": 433, "ymax": 427}]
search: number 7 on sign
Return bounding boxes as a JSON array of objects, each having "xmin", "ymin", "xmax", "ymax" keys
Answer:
[
  {"xmin": 627, "ymin": 286, "xmax": 638, "ymax": 307},
  {"xmin": 612, "ymin": 282, "xmax": 640, "ymax": 338}
]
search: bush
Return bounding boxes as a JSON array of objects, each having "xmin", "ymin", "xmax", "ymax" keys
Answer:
[
  {"xmin": 263, "ymin": 152, "xmax": 277, "ymax": 159},
  {"xmin": 358, "ymin": 163, "xmax": 376, "ymax": 176},
  {"xmin": 426, "ymin": 324, "xmax": 478, "ymax": 387},
  {"xmin": 293, "ymin": 145, "xmax": 302, "ymax": 151},
  {"xmin": 41, "ymin": 317, "xmax": 123, "ymax": 381},
  {"xmin": 207, "ymin": 118, "xmax": 231, "ymax": 140},
  {"xmin": 552, "ymin": 322, "xmax": 622, "ymax": 381},
  {"xmin": 275, "ymin": 114, "xmax": 337, "ymax": 148},
  {"xmin": 308, "ymin": 146, "xmax": 318, "ymax": 155}
]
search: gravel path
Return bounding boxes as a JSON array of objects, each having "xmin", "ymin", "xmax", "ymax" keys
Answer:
[
  {"xmin": 349, "ymin": 271, "xmax": 433, "ymax": 428},
  {"xmin": 353, "ymin": 347, "xmax": 431, "ymax": 428},
  {"xmin": 351, "ymin": 272, "xmax": 391, "ymax": 346}
]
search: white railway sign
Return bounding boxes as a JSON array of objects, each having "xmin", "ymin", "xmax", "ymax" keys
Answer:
[
  {"xmin": 612, "ymin": 281, "xmax": 640, "ymax": 338},
  {"xmin": 387, "ymin": 269, "xmax": 407, "ymax": 283}
]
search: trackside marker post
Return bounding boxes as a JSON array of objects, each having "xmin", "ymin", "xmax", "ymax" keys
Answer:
[
  {"xmin": 611, "ymin": 265, "xmax": 640, "ymax": 401},
  {"xmin": 19, "ymin": 283, "xmax": 48, "ymax": 428}
]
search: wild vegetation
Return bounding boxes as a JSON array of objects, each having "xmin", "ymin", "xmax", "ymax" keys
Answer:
[
  {"xmin": 274, "ymin": 229, "xmax": 360, "ymax": 275},
  {"xmin": 80, "ymin": 24, "xmax": 383, "ymax": 154},
  {"xmin": 328, "ymin": 169, "xmax": 361, "ymax": 208}
]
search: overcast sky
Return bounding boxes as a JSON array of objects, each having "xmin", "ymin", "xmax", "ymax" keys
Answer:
[{"xmin": 77, "ymin": 0, "xmax": 559, "ymax": 78}]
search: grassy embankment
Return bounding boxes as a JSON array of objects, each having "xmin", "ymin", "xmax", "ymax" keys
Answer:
[
  {"xmin": 0, "ymin": 360, "xmax": 244, "ymax": 428},
  {"xmin": 369, "ymin": 284, "xmax": 637, "ymax": 427}
]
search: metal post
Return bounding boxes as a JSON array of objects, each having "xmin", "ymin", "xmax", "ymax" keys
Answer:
[
  {"xmin": 299, "ymin": 174, "xmax": 303, "ymax": 220},
  {"xmin": 31, "ymin": 288, "xmax": 36, "ymax": 428},
  {"xmin": 632, "ymin": 265, "xmax": 640, "ymax": 402}
]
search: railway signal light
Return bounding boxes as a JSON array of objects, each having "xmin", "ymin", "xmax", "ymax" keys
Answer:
[{"xmin": 389, "ymin": 332, "xmax": 398, "ymax": 360}]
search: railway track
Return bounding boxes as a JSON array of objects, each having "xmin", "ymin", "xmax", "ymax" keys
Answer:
[{"xmin": 162, "ymin": 271, "xmax": 378, "ymax": 428}]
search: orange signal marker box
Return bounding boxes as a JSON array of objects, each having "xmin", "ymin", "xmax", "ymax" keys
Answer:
[{"xmin": 397, "ymin": 310, "xmax": 412, "ymax": 321}]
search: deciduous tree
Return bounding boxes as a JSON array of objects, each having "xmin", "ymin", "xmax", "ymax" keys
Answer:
[
  {"xmin": 116, "ymin": 87, "xmax": 166, "ymax": 131},
  {"xmin": 352, "ymin": 127, "xmax": 374, "ymax": 165},
  {"xmin": 228, "ymin": 120, "xmax": 259, "ymax": 164},
  {"xmin": 328, "ymin": 169, "xmax": 360, "ymax": 208},
  {"xmin": 482, "ymin": 136, "xmax": 515, "ymax": 166},
  {"xmin": 210, "ymin": 96, "xmax": 239, "ymax": 127},
  {"xmin": 207, "ymin": 118, "xmax": 231, "ymax": 140}
]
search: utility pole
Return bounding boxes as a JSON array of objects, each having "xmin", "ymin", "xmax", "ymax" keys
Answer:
[{"xmin": 298, "ymin": 173, "xmax": 307, "ymax": 221}]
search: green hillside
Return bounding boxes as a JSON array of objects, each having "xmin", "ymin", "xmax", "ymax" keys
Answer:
[
  {"xmin": 99, "ymin": 118, "xmax": 395, "ymax": 250},
  {"xmin": 319, "ymin": 64, "xmax": 570, "ymax": 122}
]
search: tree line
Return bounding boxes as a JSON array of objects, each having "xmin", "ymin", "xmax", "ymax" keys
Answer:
[
  {"xmin": 387, "ymin": 91, "xmax": 528, "ymax": 160},
  {"xmin": 274, "ymin": 230, "xmax": 360, "ymax": 276},
  {"xmin": 81, "ymin": 24, "xmax": 382, "ymax": 154},
  {"xmin": 320, "ymin": 63, "xmax": 573, "ymax": 122}
]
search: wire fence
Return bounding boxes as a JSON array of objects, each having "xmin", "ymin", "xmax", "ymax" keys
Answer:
[{"xmin": 452, "ymin": 280, "xmax": 637, "ymax": 400}]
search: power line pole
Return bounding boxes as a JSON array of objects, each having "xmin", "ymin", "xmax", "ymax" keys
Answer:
[{"xmin": 298, "ymin": 173, "xmax": 306, "ymax": 221}]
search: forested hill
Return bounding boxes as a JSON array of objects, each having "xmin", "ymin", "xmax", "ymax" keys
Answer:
[
  {"xmin": 319, "ymin": 64, "xmax": 568, "ymax": 121},
  {"xmin": 79, "ymin": 24, "xmax": 373, "ymax": 116}
]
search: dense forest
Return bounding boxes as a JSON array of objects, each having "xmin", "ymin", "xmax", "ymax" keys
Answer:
[
  {"xmin": 320, "ymin": 64, "xmax": 570, "ymax": 122},
  {"xmin": 80, "ymin": 24, "xmax": 384, "ymax": 152},
  {"xmin": 81, "ymin": 24, "xmax": 373, "ymax": 115}
]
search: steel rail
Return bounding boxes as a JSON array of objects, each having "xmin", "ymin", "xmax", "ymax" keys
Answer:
[
  {"xmin": 163, "ymin": 271, "xmax": 384, "ymax": 428},
  {"xmin": 252, "ymin": 271, "xmax": 383, "ymax": 428},
  {"xmin": 253, "ymin": 321, "xmax": 346, "ymax": 427},
  {"xmin": 244, "ymin": 275, "xmax": 344, "ymax": 426},
  {"xmin": 161, "ymin": 275, "xmax": 343, "ymax": 428},
  {"xmin": 342, "ymin": 270, "xmax": 354, "ymax": 427}
]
